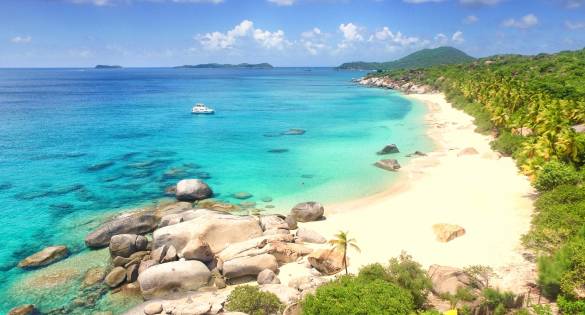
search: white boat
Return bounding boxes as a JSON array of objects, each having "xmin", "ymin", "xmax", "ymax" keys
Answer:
[{"xmin": 191, "ymin": 103, "xmax": 215, "ymax": 115}]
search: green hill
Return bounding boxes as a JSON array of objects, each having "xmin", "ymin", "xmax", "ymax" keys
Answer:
[{"xmin": 338, "ymin": 46, "xmax": 475, "ymax": 70}]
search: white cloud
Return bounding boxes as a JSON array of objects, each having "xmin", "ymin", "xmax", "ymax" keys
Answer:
[
  {"xmin": 503, "ymin": 14, "xmax": 538, "ymax": 29},
  {"xmin": 564, "ymin": 0, "xmax": 584, "ymax": 8},
  {"xmin": 463, "ymin": 15, "xmax": 479, "ymax": 24},
  {"xmin": 198, "ymin": 20, "xmax": 290, "ymax": 51},
  {"xmin": 300, "ymin": 28, "xmax": 328, "ymax": 55},
  {"xmin": 369, "ymin": 27, "xmax": 420, "ymax": 46},
  {"xmin": 452, "ymin": 31, "xmax": 464, "ymax": 43},
  {"xmin": 339, "ymin": 23, "xmax": 363, "ymax": 42},
  {"xmin": 460, "ymin": 0, "xmax": 501, "ymax": 5},
  {"xmin": 434, "ymin": 33, "xmax": 449, "ymax": 45},
  {"xmin": 253, "ymin": 29, "xmax": 289, "ymax": 49},
  {"xmin": 11, "ymin": 36, "xmax": 32, "ymax": 44},
  {"xmin": 566, "ymin": 20, "xmax": 585, "ymax": 30},
  {"xmin": 267, "ymin": 0, "xmax": 296, "ymax": 5}
]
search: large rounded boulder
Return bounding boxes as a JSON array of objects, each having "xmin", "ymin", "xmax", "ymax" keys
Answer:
[
  {"xmin": 137, "ymin": 260, "xmax": 211, "ymax": 299},
  {"xmin": 85, "ymin": 212, "xmax": 157, "ymax": 248},
  {"xmin": 109, "ymin": 234, "xmax": 148, "ymax": 258},
  {"xmin": 290, "ymin": 202, "xmax": 324, "ymax": 222},
  {"xmin": 18, "ymin": 246, "xmax": 68, "ymax": 268},
  {"xmin": 175, "ymin": 179, "xmax": 213, "ymax": 202}
]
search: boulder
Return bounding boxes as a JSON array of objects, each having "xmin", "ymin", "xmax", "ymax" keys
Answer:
[
  {"xmin": 432, "ymin": 224, "xmax": 466, "ymax": 242},
  {"xmin": 182, "ymin": 239, "xmax": 214, "ymax": 262},
  {"xmin": 307, "ymin": 249, "xmax": 344, "ymax": 275},
  {"xmin": 155, "ymin": 202, "xmax": 193, "ymax": 219},
  {"xmin": 374, "ymin": 159, "xmax": 401, "ymax": 171},
  {"xmin": 217, "ymin": 234, "xmax": 295, "ymax": 262},
  {"xmin": 85, "ymin": 212, "xmax": 157, "ymax": 248},
  {"xmin": 138, "ymin": 259, "xmax": 158, "ymax": 274},
  {"xmin": 161, "ymin": 245, "xmax": 177, "ymax": 263},
  {"xmin": 104, "ymin": 266, "xmax": 127, "ymax": 288},
  {"xmin": 428, "ymin": 265, "xmax": 472, "ymax": 295},
  {"xmin": 457, "ymin": 147, "xmax": 479, "ymax": 157},
  {"xmin": 126, "ymin": 264, "xmax": 139, "ymax": 282},
  {"xmin": 260, "ymin": 284, "xmax": 300, "ymax": 305},
  {"xmin": 137, "ymin": 260, "xmax": 211, "ymax": 299},
  {"xmin": 260, "ymin": 215, "xmax": 289, "ymax": 231},
  {"xmin": 263, "ymin": 229, "xmax": 290, "ymax": 236},
  {"xmin": 143, "ymin": 302, "xmax": 163, "ymax": 315},
  {"xmin": 175, "ymin": 179, "xmax": 213, "ymax": 202},
  {"xmin": 159, "ymin": 208, "xmax": 227, "ymax": 228},
  {"xmin": 113, "ymin": 251, "xmax": 148, "ymax": 267},
  {"xmin": 232, "ymin": 192, "xmax": 252, "ymax": 200},
  {"xmin": 407, "ymin": 151, "xmax": 427, "ymax": 157},
  {"xmin": 285, "ymin": 215, "xmax": 298, "ymax": 230},
  {"xmin": 267, "ymin": 241, "xmax": 313, "ymax": 264},
  {"xmin": 296, "ymin": 227, "xmax": 326, "ymax": 244},
  {"xmin": 377, "ymin": 144, "xmax": 399, "ymax": 155},
  {"xmin": 257, "ymin": 269, "xmax": 281, "ymax": 285},
  {"xmin": 222, "ymin": 254, "xmax": 278, "ymax": 279},
  {"xmin": 109, "ymin": 234, "xmax": 148, "ymax": 258},
  {"xmin": 290, "ymin": 202, "xmax": 324, "ymax": 222},
  {"xmin": 18, "ymin": 246, "xmax": 68, "ymax": 268},
  {"xmin": 196, "ymin": 199, "xmax": 240, "ymax": 212},
  {"xmin": 153, "ymin": 213, "xmax": 263, "ymax": 257},
  {"xmin": 7, "ymin": 304, "xmax": 36, "ymax": 315}
]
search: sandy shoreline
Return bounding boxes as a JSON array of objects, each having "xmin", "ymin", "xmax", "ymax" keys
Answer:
[{"xmin": 295, "ymin": 92, "xmax": 536, "ymax": 292}]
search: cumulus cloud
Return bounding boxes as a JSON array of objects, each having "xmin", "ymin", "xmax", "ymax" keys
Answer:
[
  {"xmin": 339, "ymin": 23, "xmax": 364, "ymax": 42},
  {"xmin": 451, "ymin": 31, "xmax": 464, "ymax": 43},
  {"xmin": 463, "ymin": 15, "xmax": 479, "ymax": 24},
  {"xmin": 503, "ymin": 14, "xmax": 538, "ymax": 29},
  {"xmin": 563, "ymin": 0, "xmax": 584, "ymax": 8},
  {"xmin": 300, "ymin": 28, "xmax": 328, "ymax": 55},
  {"xmin": 197, "ymin": 20, "xmax": 290, "ymax": 50},
  {"xmin": 369, "ymin": 27, "xmax": 420, "ymax": 47},
  {"xmin": 267, "ymin": 0, "xmax": 296, "ymax": 5},
  {"xmin": 566, "ymin": 20, "xmax": 585, "ymax": 30},
  {"xmin": 434, "ymin": 31, "xmax": 464, "ymax": 45},
  {"xmin": 11, "ymin": 36, "xmax": 32, "ymax": 44}
]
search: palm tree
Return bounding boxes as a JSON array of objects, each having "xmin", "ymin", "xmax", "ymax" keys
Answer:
[{"xmin": 328, "ymin": 231, "xmax": 361, "ymax": 275}]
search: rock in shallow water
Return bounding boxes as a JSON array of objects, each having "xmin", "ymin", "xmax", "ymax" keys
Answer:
[
  {"xmin": 290, "ymin": 202, "xmax": 324, "ymax": 222},
  {"xmin": 377, "ymin": 144, "xmax": 399, "ymax": 155},
  {"xmin": 18, "ymin": 246, "xmax": 68, "ymax": 268},
  {"xmin": 85, "ymin": 212, "xmax": 157, "ymax": 248},
  {"xmin": 105, "ymin": 266, "xmax": 127, "ymax": 288},
  {"xmin": 374, "ymin": 159, "xmax": 401, "ymax": 171},
  {"xmin": 281, "ymin": 128, "xmax": 306, "ymax": 136},
  {"xmin": 175, "ymin": 179, "xmax": 213, "ymax": 201},
  {"xmin": 7, "ymin": 304, "xmax": 36, "ymax": 315},
  {"xmin": 232, "ymin": 192, "xmax": 252, "ymax": 200}
]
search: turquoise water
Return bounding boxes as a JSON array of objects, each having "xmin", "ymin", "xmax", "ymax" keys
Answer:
[{"xmin": 0, "ymin": 67, "xmax": 432, "ymax": 313}]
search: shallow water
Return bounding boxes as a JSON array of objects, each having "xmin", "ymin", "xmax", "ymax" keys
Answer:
[{"xmin": 0, "ymin": 67, "xmax": 432, "ymax": 313}]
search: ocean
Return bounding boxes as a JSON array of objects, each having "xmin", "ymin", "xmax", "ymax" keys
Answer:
[{"xmin": 0, "ymin": 67, "xmax": 432, "ymax": 313}]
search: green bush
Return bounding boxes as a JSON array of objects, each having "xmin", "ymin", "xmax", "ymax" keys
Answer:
[
  {"xmin": 557, "ymin": 294, "xmax": 585, "ymax": 314},
  {"xmin": 301, "ymin": 276, "xmax": 414, "ymax": 315},
  {"xmin": 534, "ymin": 161, "xmax": 581, "ymax": 192},
  {"xmin": 481, "ymin": 288, "xmax": 517, "ymax": 314},
  {"xmin": 523, "ymin": 185, "xmax": 585, "ymax": 253},
  {"xmin": 537, "ymin": 237, "xmax": 585, "ymax": 299},
  {"xmin": 491, "ymin": 131, "xmax": 526, "ymax": 157},
  {"xmin": 357, "ymin": 253, "xmax": 432, "ymax": 310},
  {"xmin": 225, "ymin": 285, "xmax": 283, "ymax": 315}
]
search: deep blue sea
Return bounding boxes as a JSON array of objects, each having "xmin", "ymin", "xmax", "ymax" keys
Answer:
[{"xmin": 0, "ymin": 67, "xmax": 432, "ymax": 313}]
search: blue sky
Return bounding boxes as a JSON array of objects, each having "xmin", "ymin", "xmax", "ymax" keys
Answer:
[{"xmin": 1, "ymin": 0, "xmax": 584, "ymax": 67}]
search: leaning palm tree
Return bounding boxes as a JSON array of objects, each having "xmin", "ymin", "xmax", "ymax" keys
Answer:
[{"xmin": 328, "ymin": 230, "xmax": 361, "ymax": 275}]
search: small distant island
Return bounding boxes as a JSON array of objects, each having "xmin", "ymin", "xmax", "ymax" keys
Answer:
[
  {"xmin": 94, "ymin": 65, "xmax": 122, "ymax": 69},
  {"xmin": 338, "ymin": 46, "xmax": 474, "ymax": 71},
  {"xmin": 175, "ymin": 63, "xmax": 273, "ymax": 69}
]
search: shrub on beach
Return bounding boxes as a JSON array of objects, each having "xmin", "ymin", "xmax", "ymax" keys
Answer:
[
  {"xmin": 224, "ymin": 285, "xmax": 283, "ymax": 315},
  {"xmin": 301, "ymin": 275, "xmax": 414, "ymax": 315},
  {"xmin": 490, "ymin": 131, "xmax": 526, "ymax": 157},
  {"xmin": 534, "ymin": 161, "xmax": 582, "ymax": 192},
  {"xmin": 537, "ymin": 236, "xmax": 585, "ymax": 300},
  {"xmin": 357, "ymin": 252, "xmax": 432, "ymax": 310}
]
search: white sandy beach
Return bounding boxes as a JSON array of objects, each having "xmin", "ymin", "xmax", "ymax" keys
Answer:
[{"xmin": 285, "ymin": 93, "xmax": 536, "ymax": 292}]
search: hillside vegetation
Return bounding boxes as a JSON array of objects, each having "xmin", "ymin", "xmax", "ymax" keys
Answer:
[
  {"xmin": 370, "ymin": 48, "xmax": 585, "ymax": 313},
  {"xmin": 338, "ymin": 46, "xmax": 475, "ymax": 70}
]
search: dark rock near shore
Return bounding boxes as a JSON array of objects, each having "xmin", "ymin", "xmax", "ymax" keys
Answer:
[
  {"xmin": 377, "ymin": 144, "xmax": 399, "ymax": 155},
  {"xmin": 7, "ymin": 304, "xmax": 36, "ymax": 315},
  {"xmin": 85, "ymin": 212, "xmax": 158, "ymax": 248},
  {"xmin": 285, "ymin": 215, "xmax": 298, "ymax": 230},
  {"xmin": 18, "ymin": 246, "xmax": 68, "ymax": 268},
  {"xmin": 109, "ymin": 234, "xmax": 148, "ymax": 258},
  {"xmin": 175, "ymin": 179, "xmax": 213, "ymax": 201},
  {"xmin": 232, "ymin": 192, "xmax": 253, "ymax": 200},
  {"xmin": 268, "ymin": 148, "xmax": 289, "ymax": 153},
  {"xmin": 374, "ymin": 159, "xmax": 401, "ymax": 171},
  {"xmin": 407, "ymin": 151, "xmax": 427, "ymax": 157},
  {"xmin": 290, "ymin": 202, "xmax": 324, "ymax": 222}
]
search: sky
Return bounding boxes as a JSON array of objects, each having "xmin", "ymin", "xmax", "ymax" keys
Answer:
[{"xmin": 0, "ymin": 0, "xmax": 584, "ymax": 67}]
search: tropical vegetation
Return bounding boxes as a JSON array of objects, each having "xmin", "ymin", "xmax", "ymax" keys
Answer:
[
  {"xmin": 224, "ymin": 285, "xmax": 284, "ymax": 315},
  {"xmin": 328, "ymin": 230, "xmax": 361, "ymax": 275},
  {"xmin": 368, "ymin": 47, "xmax": 585, "ymax": 313}
]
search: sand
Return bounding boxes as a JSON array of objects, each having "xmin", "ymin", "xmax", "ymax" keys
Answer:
[{"xmin": 296, "ymin": 93, "xmax": 536, "ymax": 292}]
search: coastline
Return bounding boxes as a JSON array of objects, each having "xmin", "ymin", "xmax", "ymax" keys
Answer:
[{"xmin": 299, "ymin": 92, "xmax": 537, "ymax": 293}]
